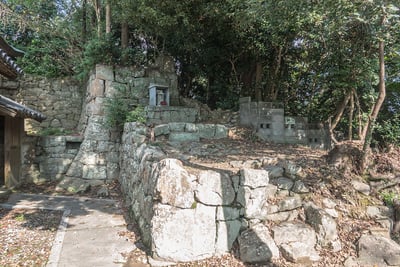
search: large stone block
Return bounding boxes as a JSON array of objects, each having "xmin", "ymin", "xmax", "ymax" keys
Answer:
[
  {"xmin": 240, "ymin": 168, "xmax": 269, "ymax": 189},
  {"xmin": 304, "ymin": 202, "xmax": 341, "ymax": 251},
  {"xmin": 151, "ymin": 203, "xmax": 216, "ymax": 262},
  {"xmin": 272, "ymin": 222, "xmax": 320, "ymax": 264},
  {"xmin": 215, "ymin": 220, "xmax": 242, "ymax": 255},
  {"xmin": 214, "ymin": 125, "xmax": 228, "ymax": 139},
  {"xmin": 91, "ymin": 79, "xmax": 105, "ymax": 97},
  {"xmin": 239, "ymin": 223, "xmax": 279, "ymax": 263},
  {"xmin": 95, "ymin": 64, "xmax": 114, "ymax": 81},
  {"xmin": 154, "ymin": 159, "xmax": 196, "ymax": 209},
  {"xmin": 237, "ymin": 186, "xmax": 268, "ymax": 219},
  {"xmin": 169, "ymin": 132, "xmax": 199, "ymax": 142},
  {"xmin": 195, "ymin": 170, "xmax": 236, "ymax": 206},
  {"xmin": 197, "ymin": 124, "xmax": 216, "ymax": 139}
]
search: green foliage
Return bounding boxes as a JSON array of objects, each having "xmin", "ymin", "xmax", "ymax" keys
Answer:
[
  {"xmin": 374, "ymin": 115, "xmax": 400, "ymax": 147},
  {"xmin": 38, "ymin": 127, "xmax": 72, "ymax": 136},
  {"xmin": 14, "ymin": 213, "xmax": 25, "ymax": 222},
  {"xmin": 76, "ymin": 33, "xmax": 148, "ymax": 81},
  {"xmin": 18, "ymin": 35, "xmax": 75, "ymax": 77},
  {"xmin": 105, "ymin": 85, "xmax": 145, "ymax": 128},
  {"xmin": 381, "ymin": 191, "xmax": 399, "ymax": 207},
  {"xmin": 126, "ymin": 106, "xmax": 146, "ymax": 124}
]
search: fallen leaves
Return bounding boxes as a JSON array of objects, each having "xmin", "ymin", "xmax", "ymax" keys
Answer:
[{"xmin": 0, "ymin": 207, "xmax": 62, "ymax": 267}]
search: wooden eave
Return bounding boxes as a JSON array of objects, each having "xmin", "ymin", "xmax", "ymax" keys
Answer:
[
  {"xmin": 0, "ymin": 36, "xmax": 24, "ymax": 79},
  {"xmin": 0, "ymin": 95, "xmax": 46, "ymax": 122}
]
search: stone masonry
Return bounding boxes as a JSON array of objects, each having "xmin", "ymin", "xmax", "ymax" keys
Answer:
[
  {"xmin": 0, "ymin": 75, "xmax": 83, "ymax": 134},
  {"xmin": 239, "ymin": 97, "xmax": 330, "ymax": 149},
  {"xmin": 119, "ymin": 122, "xmax": 337, "ymax": 264}
]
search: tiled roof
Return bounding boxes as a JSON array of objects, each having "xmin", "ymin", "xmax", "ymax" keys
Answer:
[
  {"xmin": 0, "ymin": 36, "xmax": 46, "ymax": 122},
  {"xmin": 0, "ymin": 95, "xmax": 46, "ymax": 122},
  {"xmin": 0, "ymin": 36, "xmax": 24, "ymax": 79}
]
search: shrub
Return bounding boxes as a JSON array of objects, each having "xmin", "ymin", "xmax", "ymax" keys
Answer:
[{"xmin": 104, "ymin": 85, "xmax": 146, "ymax": 128}]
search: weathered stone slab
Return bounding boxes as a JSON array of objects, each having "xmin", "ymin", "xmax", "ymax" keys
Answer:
[
  {"xmin": 239, "ymin": 223, "xmax": 279, "ymax": 263},
  {"xmin": 216, "ymin": 206, "xmax": 241, "ymax": 221},
  {"xmin": 215, "ymin": 220, "xmax": 241, "ymax": 254},
  {"xmin": 304, "ymin": 202, "xmax": 341, "ymax": 251},
  {"xmin": 169, "ymin": 132, "xmax": 199, "ymax": 142},
  {"xmin": 95, "ymin": 64, "xmax": 114, "ymax": 81},
  {"xmin": 292, "ymin": 180, "xmax": 310, "ymax": 193},
  {"xmin": 197, "ymin": 124, "xmax": 216, "ymax": 139},
  {"xmin": 214, "ymin": 125, "xmax": 228, "ymax": 139},
  {"xmin": 272, "ymin": 222, "xmax": 320, "ymax": 264},
  {"xmin": 240, "ymin": 168, "xmax": 269, "ymax": 189},
  {"xmin": 154, "ymin": 125, "xmax": 170, "ymax": 136},
  {"xmin": 266, "ymin": 166, "xmax": 284, "ymax": 179},
  {"xmin": 351, "ymin": 180, "xmax": 370, "ymax": 195},
  {"xmin": 151, "ymin": 203, "xmax": 216, "ymax": 262},
  {"xmin": 273, "ymin": 177, "xmax": 294, "ymax": 190},
  {"xmin": 154, "ymin": 159, "xmax": 196, "ymax": 209},
  {"xmin": 278, "ymin": 195, "xmax": 302, "ymax": 212},
  {"xmin": 357, "ymin": 234, "xmax": 400, "ymax": 266},
  {"xmin": 195, "ymin": 170, "xmax": 235, "ymax": 206},
  {"xmin": 237, "ymin": 186, "xmax": 268, "ymax": 219}
]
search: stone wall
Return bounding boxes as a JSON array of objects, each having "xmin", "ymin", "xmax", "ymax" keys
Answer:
[
  {"xmin": 239, "ymin": 97, "xmax": 330, "ymax": 149},
  {"xmin": 53, "ymin": 59, "xmax": 180, "ymax": 189},
  {"xmin": 0, "ymin": 75, "xmax": 82, "ymax": 184},
  {"xmin": 145, "ymin": 106, "xmax": 199, "ymax": 125},
  {"xmin": 119, "ymin": 122, "xmax": 341, "ymax": 264},
  {"xmin": 0, "ymin": 75, "xmax": 83, "ymax": 134}
]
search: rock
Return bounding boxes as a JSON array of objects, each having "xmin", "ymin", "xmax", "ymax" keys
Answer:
[
  {"xmin": 343, "ymin": 256, "xmax": 359, "ymax": 267},
  {"xmin": 265, "ymin": 166, "xmax": 284, "ymax": 179},
  {"xmin": 281, "ymin": 161, "xmax": 303, "ymax": 179},
  {"xmin": 357, "ymin": 234, "xmax": 400, "ymax": 266},
  {"xmin": 195, "ymin": 170, "xmax": 235, "ymax": 206},
  {"xmin": 56, "ymin": 177, "xmax": 91, "ymax": 194},
  {"xmin": 237, "ymin": 186, "xmax": 269, "ymax": 219},
  {"xmin": 291, "ymin": 180, "xmax": 310, "ymax": 193},
  {"xmin": 351, "ymin": 180, "xmax": 370, "ymax": 195},
  {"xmin": 229, "ymin": 160, "xmax": 243, "ymax": 168},
  {"xmin": 278, "ymin": 195, "xmax": 302, "ymax": 212},
  {"xmin": 324, "ymin": 208, "xmax": 339, "ymax": 218},
  {"xmin": 216, "ymin": 206, "xmax": 241, "ymax": 221},
  {"xmin": 366, "ymin": 205, "xmax": 391, "ymax": 219},
  {"xmin": 97, "ymin": 186, "xmax": 109, "ymax": 197},
  {"xmin": 154, "ymin": 159, "xmax": 196, "ymax": 209},
  {"xmin": 238, "ymin": 223, "xmax": 279, "ymax": 263},
  {"xmin": 239, "ymin": 168, "xmax": 269, "ymax": 189},
  {"xmin": 265, "ymin": 210, "xmax": 299, "ymax": 222},
  {"xmin": 265, "ymin": 184, "xmax": 278, "ymax": 199},
  {"xmin": 304, "ymin": 202, "xmax": 341, "ymax": 251},
  {"xmin": 169, "ymin": 132, "xmax": 199, "ymax": 142},
  {"xmin": 151, "ymin": 203, "xmax": 216, "ymax": 262},
  {"xmin": 215, "ymin": 220, "xmax": 242, "ymax": 254},
  {"xmin": 272, "ymin": 222, "xmax": 320, "ymax": 264},
  {"xmin": 272, "ymin": 177, "xmax": 294, "ymax": 190},
  {"xmin": 322, "ymin": 198, "xmax": 337, "ymax": 209},
  {"xmin": 242, "ymin": 160, "xmax": 262, "ymax": 169}
]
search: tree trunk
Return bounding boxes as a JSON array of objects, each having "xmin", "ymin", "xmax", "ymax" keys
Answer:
[
  {"xmin": 349, "ymin": 90, "xmax": 354, "ymax": 141},
  {"xmin": 105, "ymin": 0, "xmax": 111, "ymax": 34},
  {"xmin": 255, "ymin": 62, "xmax": 262, "ymax": 101},
  {"xmin": 121, "ymin": 22, "xmax": 128, "ymax": 49},
  {"xmin": 353, "ymin": 89, "xmax": 363, "ymax": 139},
  {"xmin": 91, "ymin": 0, "xmax": 101, "ymax": 37},
  {"xmin": 361, "ymin": 40, "xmax": 386, "ymax": 172},
  {"xmin": 329, "ymin": 91, "xmax": 351, "ymax": 144},
  {"xmin": 82, "ymin": 0, "xmax": 87, "ymax": 42}
]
